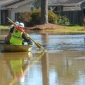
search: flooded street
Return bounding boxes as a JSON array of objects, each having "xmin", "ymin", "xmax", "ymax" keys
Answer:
[{"xmin": 0, "ymin": 30, "xmax": 85, "ymax": 85}]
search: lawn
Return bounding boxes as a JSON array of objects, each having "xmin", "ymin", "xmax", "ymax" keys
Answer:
[
  {"xmin": 45, "ymin": 25, "xmax": 85, "ymax": 33},
  {"xmin": 0, "ymin": 25, "xmax": 9, "ymax": 29},
  {"xmin": 67, "ymin": 25, "xmax": 84, "ymax": 31},
  {"xmin": 0, "ymin": 25, "xmax": 85, "ymax": 34}
]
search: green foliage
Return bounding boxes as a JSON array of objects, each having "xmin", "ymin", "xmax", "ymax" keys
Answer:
[
  {"xmin": 48, "ymin": 10, "xmax": 58, "ymax": 23},
  {"xmin": 30, "ymin": 9, "xmax": 58, "ymax": 25},
  {"xmin": 56, "ymin": 15, "xmax": 70, "ymax": 26},
  {"xmin": 30, "ymin": 9, "xmax": 41, "ymax": 25},
  {"xmin": 19, "ymin": 11, "xmax": 32, "ymax": 23}
]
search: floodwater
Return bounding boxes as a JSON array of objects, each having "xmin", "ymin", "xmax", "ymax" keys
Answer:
[{"xmin": 1, "ymin": 30, "xmax": 85, "ymax": 85}]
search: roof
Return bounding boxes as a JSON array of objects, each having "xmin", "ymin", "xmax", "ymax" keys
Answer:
[
  {"xmin": 0, "ymin": 0, "xmax": 16, "ymax": 6},
  {"xmin": 1, "ymin": 0, "xmax": 24, "ymax": 7},
  {"xmin": 63, "ymin": 0, "xmax": 85, "ymax": 4},
  {"xmin": 5, "ymin": 0, "xmax": 33, "ymax": 8},
  {"xmin": 48, "ymin": 0, "xmax": 85, "ymax": 5}
]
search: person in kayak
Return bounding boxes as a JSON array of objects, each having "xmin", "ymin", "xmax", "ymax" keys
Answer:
[
  {"xmin": 5, "ymin": 22, "xmax": 32, "ymax": 45},
  {"xmin": 5, "ymin": 21, "xmax": 19, "ymax": 44}
]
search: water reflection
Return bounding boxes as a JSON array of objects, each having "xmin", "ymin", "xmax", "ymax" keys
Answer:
[
  {"xmin": 0, "ymin": 52, "xmax": 32, "ymax": 85},
  {"xmin": 48, "ymin": 50, "xmax": 85, "ymax": 85},
  {"xmin": 0, "ymin": 50, "xmax": 46, "ymax": 85},
  {"xmin": 1, "ymin": 31, "xmax": 85, "ymax": 85},
  {"xmin": 41, "ymin": 51, "xmax": 49, "ymax": 85},
  {"xmin": 1, "ymin": 50, "xmax": 85, "ymax": 85}
]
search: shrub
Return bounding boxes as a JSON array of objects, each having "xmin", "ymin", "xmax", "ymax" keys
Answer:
[
  {"xmin": 30, "ymin": 9, "xmax": 41, "ymax": 25},
  {"xmin": 19, "ymin": 11, "xmax": 32, "ymax": 26},
  {"xmin": 56, "ymin": 15, "xmax": 70, "ymax": 26},
  {"xmin": 30, "ymin": 9, "xmax": 58, "ymax": 25},
  {"xmin": 48, "ymin": 10, "xmax": 58, "ymax": 24}
]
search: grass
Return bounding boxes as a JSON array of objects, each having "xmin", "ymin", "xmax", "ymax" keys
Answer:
[
  {"xmin": 0, "ymin": 25, "xmax": 9, "ymax": 29},
  {"xmin": 45, "ymin": 25, "xmax": 84, "ymax": 33},
  {"xmin": 67, "ymin": 25, "xmax": 84, "ymax": 31},
  {"xmin": 0, "ymin": 25, "xmax": 85, "ymax": 34}
]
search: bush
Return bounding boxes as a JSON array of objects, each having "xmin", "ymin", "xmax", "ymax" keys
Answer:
[
  {"xmin": 30, "ymin": 9, "xmax": 41, "ymax": 25},
  {"xmin": 48, "ymin": 10, "xmax": 58, "ymax": 23},
  {"xmin": 19, "ymin": 11, "xmax": 32, "ymax": 26},
  {"xmin": 56, "ymin": 15, "xmax": 70, "ymax": 26},
  {"xmin": 18, "ymin": 10, "xmax": 58, "ymax": 26},
  {"xmin": 30, "ymin": 9, "xmax": 58, "ymax": 25}
]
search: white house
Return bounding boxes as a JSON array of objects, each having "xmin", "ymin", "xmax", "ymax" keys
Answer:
[
  {"xmin": 0, "ymin": 0, "xmax": 85, "ymax": 25},
  {"xmin": 0, "ymin": 0, "xmax": 34, "ymax": 25}
]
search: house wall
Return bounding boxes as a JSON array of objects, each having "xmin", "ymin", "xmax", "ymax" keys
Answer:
[
  {"xmin": 50, "ymin": 6, "xmax": 63, "ymax": 12},
  {"xmin": 32, "ymin": 0, "xmax": 82, "ymax": 11},
  {"xmin": 63, "ymin": 6, "xmax": 80, "ymax": 11},
  {"xmin": 9, "ymin": 3, "xmax": 31, "ymax": 21},
  {"xmin": 33, "ymin": 0, "xmax": 41, "ymax": 9}
]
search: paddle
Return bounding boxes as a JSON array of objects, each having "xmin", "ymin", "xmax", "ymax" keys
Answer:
[{"xmin": 7, "ymin": 17, "xmax": 45, "ymax": 50}]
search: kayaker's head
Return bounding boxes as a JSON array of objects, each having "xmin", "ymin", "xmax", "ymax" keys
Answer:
[
  {"xmin": 10, "ymin": 21, "xmax": 19, "ymax": 29},
  {"xmin": 19, "ymin": 23, "xmax": 24, "ymax": 28},
  {"xmin": 15, "ymin": 21, "xmax": 19, "ymax": 26}
]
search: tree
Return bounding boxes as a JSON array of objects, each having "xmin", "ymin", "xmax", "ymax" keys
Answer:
[{"xmin": 41, "ymin": 0, "xmax": 48, "ymax": 24}]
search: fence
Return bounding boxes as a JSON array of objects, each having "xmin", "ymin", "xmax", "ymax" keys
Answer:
[{"xmin": 54, "ymin": 10, "xmax": 84, "ymax": 25}]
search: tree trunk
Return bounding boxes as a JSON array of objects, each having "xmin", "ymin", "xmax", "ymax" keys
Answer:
[{"xmin": 41, "ymin": 0, "xmax": 48, "ymax": 24}]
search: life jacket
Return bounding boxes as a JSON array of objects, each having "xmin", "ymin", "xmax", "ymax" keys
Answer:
[{"xmin": 10, "ymin": 29, "xmax": 23, "ymax": 45}]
